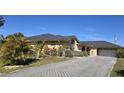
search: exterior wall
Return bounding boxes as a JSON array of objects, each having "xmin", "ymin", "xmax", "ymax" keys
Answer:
[
  {"xmin": 90, "ymin": 48, "xmax": 97, "ymax": 56},
  {"xmin": 44, "ymin": 41, "xmax": 67, "ymax": 50},
  {"xmin": 72, "ymin": 40, "xmax": 80, "ymax": 51},
  {"xmin": 43, "ymin": 40, "xmax": 80, "ymax": 51},
  {"xmin": 47, "ymin": 44, "xmax": 63, "ymax": 50}
]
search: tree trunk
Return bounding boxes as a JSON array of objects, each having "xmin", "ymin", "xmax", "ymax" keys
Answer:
[
  {"xmin": 21, "ymin": 51, "xmax": 25, "ymax": 62},
  {"xmin": 36, "ymin": 50, "xmax": 40, "ymax": 59}
]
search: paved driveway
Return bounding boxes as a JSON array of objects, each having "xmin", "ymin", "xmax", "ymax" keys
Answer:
[{"xmin": 2, "ymin": 56, "xmax": 116, "ymax": 77}]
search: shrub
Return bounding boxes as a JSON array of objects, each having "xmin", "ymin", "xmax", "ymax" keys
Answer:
[
  {"xmin": 82, "ymin": 51, "xmax": 89, "ymax": 57},
  {"xmin": 50, "ymin": 48, "xmax": 57, "ymax": 56},
  {"xmin": 0, "ymin": 58, "xmax": 11, "ymax": 67},
  {"xmin": 117, "ymin": 49, "xmax": 124, "ymax": 58},
  {"xmin": 72, "ymin": 51, "xmax": 84, "ymax": 57},
  {"xmin": 43, "ymin": 46, "xmax": 57, "ymax": 56},
  {"xmin": 65, "ymin": 50, "xmax": 73, "ymax": 57},
  {"xmin": 58, "ymin": 46, "xmax": 64, "ymax": 56}
]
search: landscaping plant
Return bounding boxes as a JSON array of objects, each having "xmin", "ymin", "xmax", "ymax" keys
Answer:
[
  {"xmin": 117, "ymin": 48, "xmax": 124, "ymax": 58},
  {"xmin": 72, "ymin": 51, "xmax": 84, "ymax": 57},
  {"xmin": 33, "ymin": 41, "xmax": 45, "ymax": 59},
  {"xmin": 0, "ymin": 16, "xmax": 4, "ymax": 27},
  {"xmin": 65, "ymin": 49, "xmax": 73, "ymax": 57},
  {"xmin": 50, "ymin": 48, "xmax": 57, "ymax": 56},
  {"xmin": 0, "ymin": 33, "xmax": 34, "ymax": 65},
  {"xmin": 43, "ymin": 45, "xmax": 50, "ymax": 55},
  {"xmin": 58, "ymin": 46, "xmax": 64, "ymax": 56}
]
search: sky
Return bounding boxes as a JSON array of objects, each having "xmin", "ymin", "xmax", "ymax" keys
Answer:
[{"xmin": 0, "ymin": 15, "xmax": 124, "ymax": 46}]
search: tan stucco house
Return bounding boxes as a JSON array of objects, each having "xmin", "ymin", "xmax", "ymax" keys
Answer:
[
  {"xmin": 28, "ymin": 34, "xmax": 123, "ymax": 57},
  {"xmin": 79, "ymin": 41, "xmax": 122, "ymax": 57},
  {"xmin": 28, "ymin": 34, "xmax": 80, "ymax": 51}
]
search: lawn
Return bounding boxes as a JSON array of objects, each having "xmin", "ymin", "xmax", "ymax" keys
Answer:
[
  {"xmin": 0, "ymin": 56, "xmax": 69, "ymax": 74},
  {"xmin": 111, "ymin": 58, "xmax": 124, "ymax": 77}
]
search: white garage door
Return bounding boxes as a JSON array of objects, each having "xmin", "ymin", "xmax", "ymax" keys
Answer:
[{"xmin": 98, "ymin": 49, "xmax": 117, "ymax": 57}]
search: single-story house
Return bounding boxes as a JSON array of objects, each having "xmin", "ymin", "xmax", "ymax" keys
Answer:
[
  {"xmin": 79, "ymin": 41, "xmax": 123, "ymax": 57},
  {"xmin": 27, "ymin": 34, "xmax": 80, "ymax": 51},
  {"xmin": 27, "ymin": 34, "xmax": 123, "ymax": 57}
]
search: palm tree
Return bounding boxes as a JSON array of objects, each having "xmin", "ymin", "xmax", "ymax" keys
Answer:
[
  {"xmin": 15, "ymin": 37, "xmax": 32, "ymax": 62},
  {"xmin": 0, "ymin": 16, "xmax": 5, "ymax": 47},
  {"xmin": 0, "ymin": 33, "xmax": 33, "ymax": 65}
]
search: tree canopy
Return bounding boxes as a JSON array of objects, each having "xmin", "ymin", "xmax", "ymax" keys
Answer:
[
  {"xmin": 0, "ymin": 16, "xmax": 4, "ymax": 27},
  {"xmin": 0, "ymin": 33, "xmax": 34, "ymax": 65}
]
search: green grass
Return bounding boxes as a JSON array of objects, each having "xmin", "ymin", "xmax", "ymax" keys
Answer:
[
  {"xmin": 111, "ymin": 58, "xmax": 124, "ymax": 77},
  {"xmin": 0, "ymin": 56, "xmax": 69, "ymax": 74}
]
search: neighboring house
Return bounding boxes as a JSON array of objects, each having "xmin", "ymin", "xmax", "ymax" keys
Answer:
[
  {"xmin": 27, "ymin": 34, "xmax": 80, "ymax": 51},
  {"xmin": 79, "ymin": 41, "xmax": 123, "ymax": 57}
]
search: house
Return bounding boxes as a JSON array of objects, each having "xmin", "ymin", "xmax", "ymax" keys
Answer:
[
  {"xmin": 27, "ymin": 34, "xmax": 80, "ymax": 51},
  {"xmin": 79, "ymin": 41, "xmax": 123, "ymax": 57},
  {"xmin": 28, "ymin": 34, "xmax": 123, "ymax": 57}
]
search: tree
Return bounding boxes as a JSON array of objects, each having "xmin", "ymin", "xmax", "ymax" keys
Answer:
[
  {"xmin": 43, "ymin": 45, "xmax": 50, "ymax": 55},
  {"xmin": 33, "ymin": 41, "xmax": 45, "ymax": 59},
  {"xmin": 0, "ymin": 33, "xmax": 33, "ymax": 65},
  {"xmin": 0, "ymin": 34, "xmax": 4, "ymax": 44},
  {"xmin": 0, "ymin": 16, "xmax": 5, "ymax": 27},
  {"xmin": 6, "ymin": 32, "xmax": 24, "ymax": 39},
  {"xmin": 0, "ymin": 16, "xmax": 5, "ymax": 46}
]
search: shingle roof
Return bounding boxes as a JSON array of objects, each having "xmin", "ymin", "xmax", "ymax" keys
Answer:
[
  {"xmin": 27, "ymin": 34, "xmax": 79, "ymax": 42},
  {"xmin": 80, "ymin": 41, "xmax": 123, "ymax": 49}
]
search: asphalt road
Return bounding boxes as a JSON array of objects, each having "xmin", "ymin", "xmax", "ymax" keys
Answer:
[{"xmin": 2, "ymin": 56, "xmax": 116, "ymax": 77}]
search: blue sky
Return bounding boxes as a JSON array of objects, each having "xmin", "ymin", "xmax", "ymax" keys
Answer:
[{"xmin": 0, "ymin": 15, "xmax": 124, "ymax": 45}]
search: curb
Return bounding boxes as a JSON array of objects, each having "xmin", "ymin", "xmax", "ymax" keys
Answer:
[{"xmin": 107, "ymin": 59, "xmax": 117, "ymax": 77}]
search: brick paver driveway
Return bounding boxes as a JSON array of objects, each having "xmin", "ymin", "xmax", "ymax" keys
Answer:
[{"xmin": 2, "ymin": 56, "xmax": 116, "ymax": 77}]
